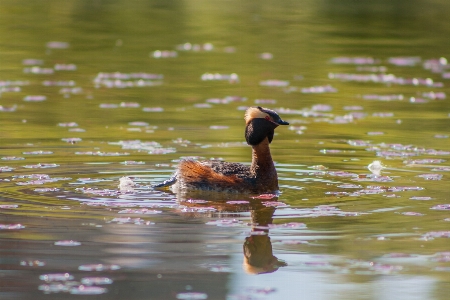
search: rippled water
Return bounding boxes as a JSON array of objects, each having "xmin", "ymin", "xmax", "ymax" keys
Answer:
[{"xmin": 1, "ymin": 1, "xmax": 450, "ymax": 299}]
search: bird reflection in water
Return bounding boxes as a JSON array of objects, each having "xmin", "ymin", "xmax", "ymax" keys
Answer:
[
  {"xmin": 178, "ymin": 195, "xmax": 287, "ymax": 275},
  {"xmin": 243, "ymin": 204, "xmax": 287, "ymax": 274}
]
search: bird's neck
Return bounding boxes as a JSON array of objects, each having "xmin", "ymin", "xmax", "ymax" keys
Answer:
[{"xmin": 251, "ymin": 137, "xmax": 278, "ymax": 183}]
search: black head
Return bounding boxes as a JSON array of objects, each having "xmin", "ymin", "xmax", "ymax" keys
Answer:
[{"xmin": 244, "ymin": 107, "xmax": 289, "ymax": 146}]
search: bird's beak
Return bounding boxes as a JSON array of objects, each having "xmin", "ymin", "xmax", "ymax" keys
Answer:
[{"xmin": 277, "ymin": 119, "xmax": 289, "ymax": 125}]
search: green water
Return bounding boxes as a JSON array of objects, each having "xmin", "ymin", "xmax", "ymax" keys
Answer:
[{"xmin": 1, "ymin": 1, "xmax": 450, "ymax": 299}]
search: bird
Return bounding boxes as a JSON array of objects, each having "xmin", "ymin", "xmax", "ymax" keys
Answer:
[{"xmin": 154, "ymin": 106, "xmax": 289, "ymax": 194}]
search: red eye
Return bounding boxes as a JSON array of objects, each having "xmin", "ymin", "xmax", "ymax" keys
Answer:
[{"xmin": 265, "ymin": 116, "xmax": 270, "ymax": 120}]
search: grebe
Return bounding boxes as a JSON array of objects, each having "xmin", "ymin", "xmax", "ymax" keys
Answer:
[{"xmin": 155, "ymin": 106, "xmax": 289, "ymax": 193}]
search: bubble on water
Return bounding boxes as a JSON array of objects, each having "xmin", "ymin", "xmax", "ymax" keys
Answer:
[
  {"xmin": 68, "ymin": 128, "xmax": 85, "ymax": 132},
  {"xmin": 301, "ymin": 85, "xmax": 337, "ymax": 93},
  {"xmin": 209, "ymin": 265, "xmax": 232, "ymax": 272},
  {"xmin": 368, "ymin": 160, "xmax": 385, "ymax": 176},
  {"xmin": 206, "ymin": 96, "xmax": 247, "ymax": 104},
  {"xmin": 206, "ymin": 219, "xmax": 244, "ymax": 227},
  {"xmin": 180, "ymin": 206, "xmax": 216, "ymax": 213},
  {"xmin": 22, "ymin": 150, "xmax": 53, "ymax": 155},
  {"xmin": 401, "ymin": 212, "xmax": 425, "ymax": 216},
  {"xmin": 128, "ymin": 121, "xmax": 149, "ymax": 126},
  {"xmin": 46, "ymin": 41, "xmax": 69, "ymax": 49},
  {"xmin": 75, "ymin": 151, "xmax": 130, "ymax": 156},
  {"xmin": 23, "ymin": 163, "xmax": 59, "ymax": 169},
  {"xmin": 423, "ymin": 231, "xmax": 450, "ymax": 239},
  {"xmin": 118, "ymin": 208, "xmax": 162, "ymax": 214},
  {"xmin": 434, "ymin": 134, "xmax": 449, "ymax": 138},
  {"xmin": 223, "ymin": 46, "xmax": 236, "ymax": 53},
  {"xmin": 99, "ymin": 103, "xmax": 119, "ymax": 108},
  {"xmin": 252, "ymin": 194, "xmax": 277, "ymax": 199},
  {"xmin": 0, "ymin": 166, "xmax": 15, "ymax": 172},
  {"xmin": 262, "ymin": 201, "xmax": 289, "ymax": 208},
  {"xmin": 429, "ymin": 253, "xmax": 450, "ymax": 262},
  {"xmin": 410, "ymin": 196, "xmax": 433, "ymax": 201},
  {"xmin": 94, "ymin": 73, "xmax": 163, "ymax": 88},
  {"xmin": 152, "ymin": 50, "xmax": 178, "ymax": 58},
  {"xmin": 24, "ymin": 67, "xmax": 54, "ymax": 74},
  {"xmin": 54, "ymin": 64, "xmax": 77, "ymax": 71},
  {"xmin": 430, "ymin": 204, "xmax": 450, "ymax": 211},
  {"xmin": 330, "ymin": 57, "xmax": 380, "ymax": 64},
  {"xmin": 201, "ymin": 73, "xmax": 239, "ymax": 83},
  {"xmin": 20, "ymin": 259, "xmax": 45, "ymax": 267},
  {"xmin": 39, "ymin": 283, "xmax": 69, "ymax": 294},
  {"xmin": 54, "ymin": 240, "xmax": 81, "ymax": 246},
  {"xmin": 194, "ymin": 103, "xmax": 212, "ymax": 108},
  {"xmin": 417, "ymin": 174, "xmax": 443, "ymax": 180},
  {"xmin": 356, "ymin": 66, "xmax": 388, "ymax": 72},
  {"xmin": 0, "ymin": 205, "xmax": 19, "ymax": 209},
  {"xmin": 388, "ymin": 56, "xmax": 421, "ymax": 66},
  {"xmin": 327, "ymin": 171, "xmax": 358, "ymax": 178},
  {"xmin": 387, "ymin": 187, "xmax": 423, "ymax": 194},
  {"xmin": 120, "ymin": 102, "xmax": 140, "ymax": 107},
  {"xmin": 1, "ymin": 156, "xmax": 24, "ymax": 161},
  {"xmin": 225, "ymin": 201, "xmax": 249, "ymax": 205},
  {"xmin": 76, "ymin": 187, "xmax": 120, "ymax": 197},
  {"xmin": 343, "ymin": 105, "xmax": 363, "ymax": 111},
  {"xmin": 244, "ymin": 287, "xmax": 277, "ymax": 295},
  {"xmin": 109, "ymin": 140, "xmax": 176, "ymax": 155},
  {"xmin": 0, "ymin": 105, "xmax": 18, "ymax": 112},
  {"xmin": 410, "ymin": 97, "xmax": 429, "ymax": 103},
  {"xmin": 367, "ymin": 131, "xmax": 385, "ymax": 136},
  {"xmin": 259, "ymin": 79, "xmax": 289, "ymax": 87},
  {"xmin": 337, "ymin": 184, "xmax": 362, "ymax": 189},
  {"xmin": 422, "ymin": 91, "xmax": 447, "ymax": 100},
  {"xmin": 372, "ymin": 112, "xmax": 395, "ymax": 117},
  {"xmin": 249, "ymin": 231, "xmax": 267, "ymax": 236},
  {"xmin": 78, "ymin": 264, "xmax": 121, "ymax": 271},
  {"xmin": 176, "ymin": 292, "xmax": 208, "ymax": 300},
  {"xmin": 70, "ymin": 286, "xmax": 107, "ymax": 295},
  {"xmin": 0, "ymin": 224, "xmax": 25, "ymax": 230},
  {"xmin": 14, "ymin": 174, "xmax": 50, "ymax": 179},
  {"xmin": 325, "ymin": 191, "xmax": 350, "ymax": 196},
  {"xmin": 24, "ymin": 95, "xmax": 47, "ymax": 102},
  {"xmin": 40, "ymin": 273, "xmax": 74, "ymax": 282},
  {"xmin": 259, "ymin": 52, "xmax": 273, "ymax": 60},
  {"xmin": 268, "ymin": 222, "xmax": 307, "ymax": 229},
  {"xmin": 118, "ymin": 176, "xmax": 135, "ymax": 193},
  {"xmin": 370, "ymin": 263, "xmax": 403, "ymax": 274},
  {"xmin": 320, "ymin": 149, "xmax": 343, "ymax": 154},
  {"xmin": 255, "ymin": 99, "xmax": 277, "ymax": 104},
  {"xmin": 107, "ymin": 217, "xmax": 149, "ymax": 224},
  {"xmin": 209, "ymin": 125, "xmax": 229, "ymax": 130},
  {"xmin": 62, "ymin": 138, "xmax": 82, "ymax": 144},
  {"xmin": 59, "ymin": 87, "xmax": 83, "ymax": 97},
  {"xmin": 329, "ymin": 72, "xmax": 440, "ymax": 87},
  {"xmin": 405, "ymin": 159, "xmax": 446, "ymax": 164},
  {"xmin": 34, "ymin": 188, "xmax": 60, "ymax": 192},
  {"xmin": 43, "ymin": 80, "xmax": 76, "ymax": 87},
  {"xmin": 143, "ymin": 107, "xmax": 164, "ymax": 112},
  {"xmin": 58, "ymin": 122, "xmax": 78, "ymax": 127},
  {"xmin": 121, "ymin": 161, "xmax": 145, "ymax": 165},
  {"xmin": 23, "ymin": 59, "xmax": 44, "ymax": 65},
  {"xmin": 80, "ymin": 277, "xmax": 113, "ymax": 285}
]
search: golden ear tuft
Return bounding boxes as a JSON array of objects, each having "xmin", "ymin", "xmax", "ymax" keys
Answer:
[{"xmin": 244, "ymin": 107, "xmax": 268, "ymax": 124}]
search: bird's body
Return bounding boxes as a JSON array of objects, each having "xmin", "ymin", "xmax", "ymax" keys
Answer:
[{"xmin": 155, "ymin": 107, "xmax": 288, "ymax": 194}]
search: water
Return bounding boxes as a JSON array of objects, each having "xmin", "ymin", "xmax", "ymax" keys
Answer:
[{"xmin": 1, "ymin": 0, "xmax": 450, "ymax": 299}]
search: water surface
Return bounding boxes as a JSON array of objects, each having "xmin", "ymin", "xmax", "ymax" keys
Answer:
[{"xmin": 1, "ymin": 1, "xmax": 450, "ymax": 299}]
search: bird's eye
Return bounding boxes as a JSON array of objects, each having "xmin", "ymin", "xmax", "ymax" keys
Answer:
[{"xmin": 265, "ymin": 116, "xmax": 270, "ymax": 120}]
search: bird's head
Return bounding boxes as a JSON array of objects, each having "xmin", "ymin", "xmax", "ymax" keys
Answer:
[{"xmin": 244, "ymin": 107, "xmax": 289, "ymax": 145}]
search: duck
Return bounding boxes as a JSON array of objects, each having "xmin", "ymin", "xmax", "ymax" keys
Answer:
[{"xmin": 154, "ymin": 106, "xmax": 289, "ymax": 194}]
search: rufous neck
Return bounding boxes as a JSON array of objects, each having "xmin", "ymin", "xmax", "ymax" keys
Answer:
[{"xmin": 251, "ymin": 137, "xmax": 276, "ymax": 177}]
